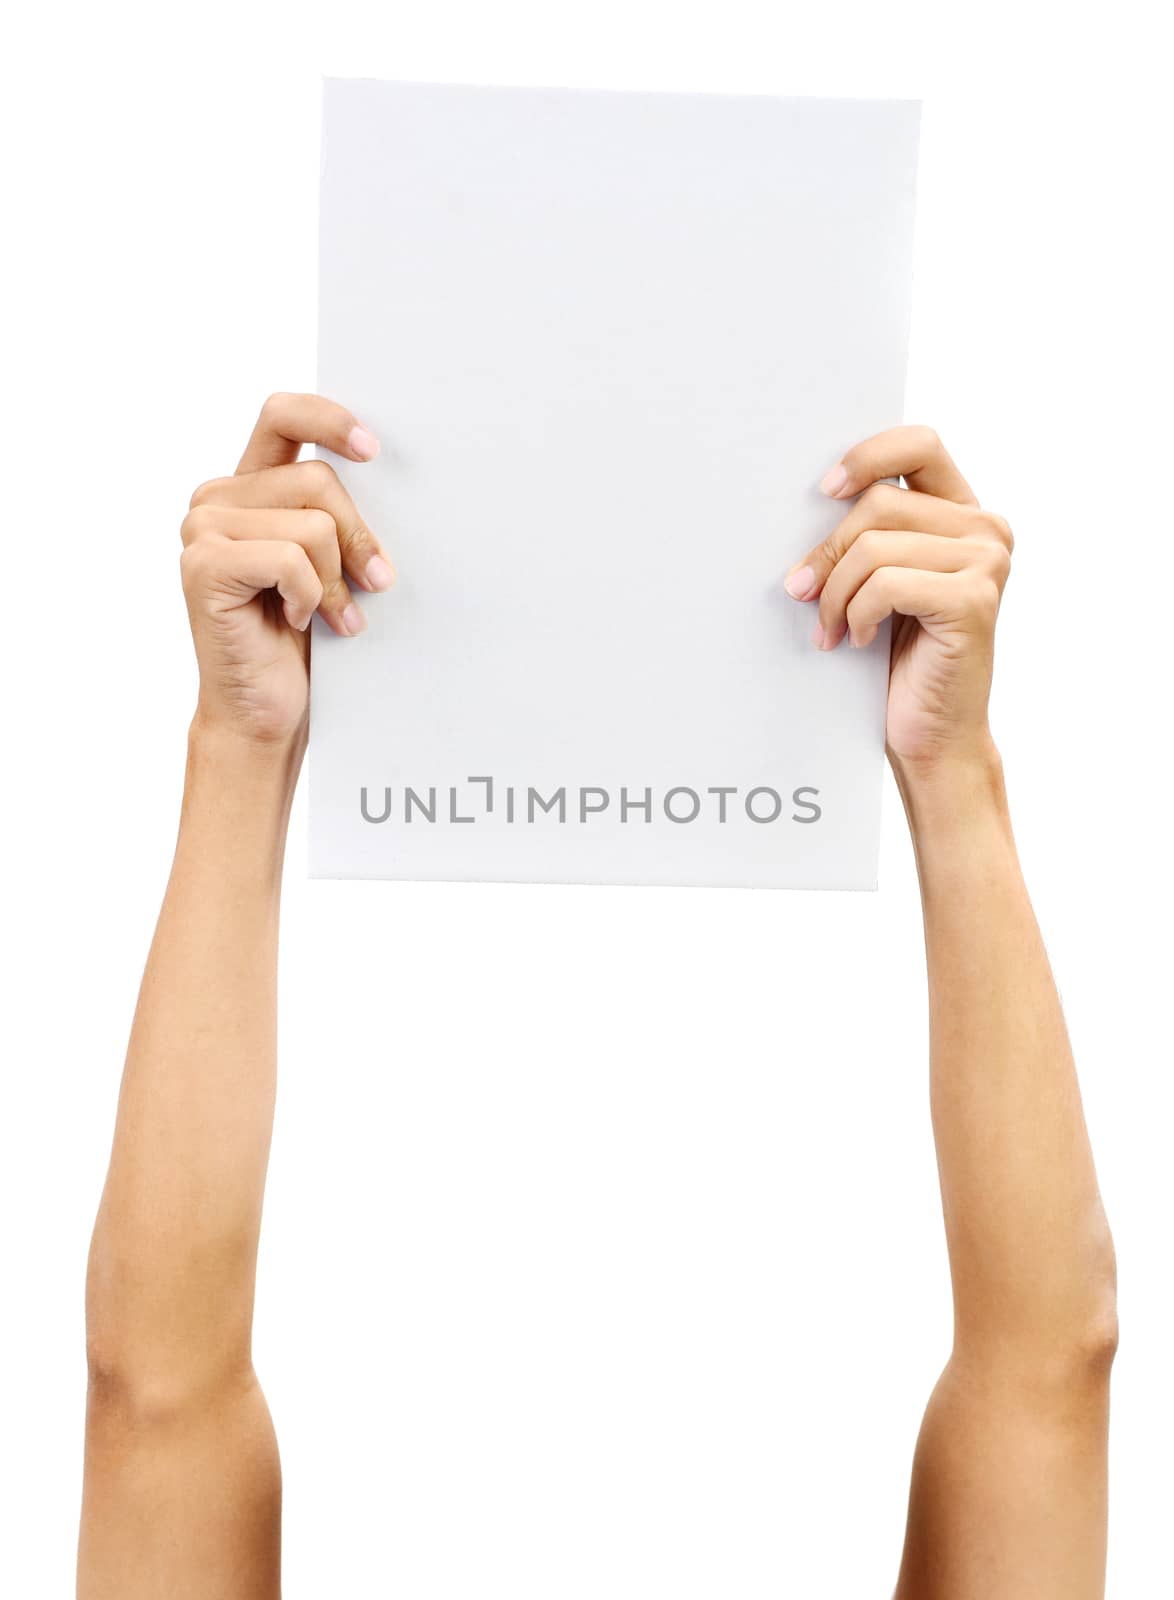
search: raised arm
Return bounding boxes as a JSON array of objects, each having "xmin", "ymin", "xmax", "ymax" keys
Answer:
[
  {"xmin": 77, "ymin": 395, "xmax": 391, "ymax": 1599},
  {"xmin": 788, "ymin": 429, "xmax": 1116, "ymax": 1599}
]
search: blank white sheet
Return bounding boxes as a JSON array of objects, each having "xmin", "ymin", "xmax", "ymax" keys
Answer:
[{"xmin": 311, "ymin": 80, "xmax": 920, "ymax": 887}]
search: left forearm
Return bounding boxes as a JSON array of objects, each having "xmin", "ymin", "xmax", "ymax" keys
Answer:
[{"xmin": 86, "ymin": 721, "xmax": 301, "ymax": 1387}]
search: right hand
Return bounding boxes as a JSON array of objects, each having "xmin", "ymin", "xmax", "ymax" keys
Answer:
[{"xmin": 180, "ymin": 392, "xmax": 394, "ymax": 746}]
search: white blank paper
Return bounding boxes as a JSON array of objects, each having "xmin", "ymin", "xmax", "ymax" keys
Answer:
[{"xmin": 311, "ymin": 80, "xmax": 920, "ymax": 888}]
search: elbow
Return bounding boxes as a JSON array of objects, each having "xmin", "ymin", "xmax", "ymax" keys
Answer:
[
  {"xmin": 85, "ymin": 1338, "xmax": 182, "ymax": 1428},
  {"xmin": 85, "ymin": 1331, "xmax": 257, "ymax": 1430},
  {"xmin": 1086, "ymin": 1309, "xmax": 1119, "ymax": 1377},
  {"xmin": 84, "ymin": 1250, "xmax": 177, "ymax": 1423},
  {"xmin": 85, "ymin": 1249, "xmax": 254, "ymax": 1427},
  {"xmin": 1058, "ymin": 1228, "xmax": 1119, "ymax": 1390},
  {"xmin": 1073, "ymin": 1290, "xmax": 1119, "ymax": 1380},
  {"xmin": 960, "ymin": 1222, "xmax": 1119, "ymax": 1392},
  {"xmin": 1079, "ymin": 1245, "xmax": 1119, "ymax": 1379}
]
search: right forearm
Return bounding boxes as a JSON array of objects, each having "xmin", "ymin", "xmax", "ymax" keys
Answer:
[
  {"xmin": 79, "ymin": 396, "xmax": 383, "ymax": 1593},
  {"xmin": 897, "ymin": 747, "xmax": 1115, "ymax": 1367}
]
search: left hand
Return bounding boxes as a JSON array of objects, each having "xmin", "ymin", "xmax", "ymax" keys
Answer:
[{"xmin": 784, "ymin": 427, "xmax": 1013, "ymax": 771}]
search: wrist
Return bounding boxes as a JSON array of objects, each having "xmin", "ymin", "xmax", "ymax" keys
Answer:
[
  {"xmin": 890, "ymin": 734, "xmax": 1010, "ymax": 846},
  {"xmin": 187, "ymin": 711, "xmax": 306, "ymax": 793},
  {"xmin": 180, "ymin": 717, "xmax": 302, "ymax": 883}
]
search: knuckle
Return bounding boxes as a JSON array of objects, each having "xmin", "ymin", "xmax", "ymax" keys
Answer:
[
  {"xmin": 876, "ymin": 564, "xmax": 900, "ymax": 596},
  {"xmin": 981, "ymin": 510, "xmax": 1015, "ymax": 551},
  {"xmin": 188, "ymin": 476, "xmax": 226, "ymax": 510},
  {"xmin": 855, "ymin": 528, "xmax": 886, "ymax": 565},
  {"xmin": 301, "ymin": 508, "xmax": 339, "ymax": 554},
  {"xmin": 910, "ymin": 423, "xmax": 942, "ymax": 454},
  {"xmin": 179, "ymin": 505, "xmax": 215, "ymax": 545},
  {"xmin": 299, "ymin": 457, "xmax": 338, "ymax": 498},
  {"xmin": 859, "ymin": 482, "xmax": 900, "ymax": 518},
  {"xmin": 261, "ymin": 390, "xmax": 293, "ymax": 421},
  {"xmin": 985, "ymin": 541, "xmax": 1013, "ymax": 585},
  {"xmin": 307, "ymin": 508, "xmax": 337, "ymax": 541},
  {"xmin": 279, "ymin": 541, "xmax": 309, "ymax": 579}
]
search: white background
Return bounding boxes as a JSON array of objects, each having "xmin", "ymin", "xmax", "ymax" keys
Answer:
[{"xmin": 2, "ymin": 2, "xmax": 1170, "ymax": 1595}]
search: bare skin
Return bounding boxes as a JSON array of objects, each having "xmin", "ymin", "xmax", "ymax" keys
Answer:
[{"xmin": 77, "ymin": 396, "xmax": 1116, "ymax": 1598}]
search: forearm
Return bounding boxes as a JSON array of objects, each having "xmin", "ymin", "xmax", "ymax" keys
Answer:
[
  {"xmin": 86, "ymin": 721, "xmax": 302, "ymax": 1389},
  {"xmin": 896, "ymin": 744, "xmax": 1116, "ymax": 1371}
]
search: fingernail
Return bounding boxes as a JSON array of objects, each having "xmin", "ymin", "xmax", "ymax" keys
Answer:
[
  {"xmin": 819, "ymin": 462, "xmax": 850, "ymax": 497},
  {"xmin": 365, "ymin": 553, "xmax": 396, "ymax": 591},
  {"xmin": 347, "ymin": 424, "xmax": 381, "ymax": 462},
  {"xmin": 341, "ymin": 603, "xmax": 367, "ymax": 636},
  {"xmin": 784, "ymin": 565, "xmax": 818, "ymax": 601},
  {"xmin": 812, "ymin": 622, "xmax": 827, "ymax": 650}
]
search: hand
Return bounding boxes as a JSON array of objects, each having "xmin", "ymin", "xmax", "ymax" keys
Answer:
[
  {"xmin": 784, "ymin": 427, "xmax": 1012, "ymax": 772},
  {"xmin": 180, "ymin": 393, "xmax": 394, "ymax": 746}
]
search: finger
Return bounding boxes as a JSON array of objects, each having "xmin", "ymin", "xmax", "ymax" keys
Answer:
[
  {"xmin": 842, "ymin": 567, "xmax": 1001, "ymax": 652},
  {"xmin": 816, "ymin": 531, "xmax": 978, "ymax": 649},
  {"xmin": 786, "ymin": 486, "xmax": 1012, "ymax": 601},
  {"xmin": 191, "ymin": 459, "xmax": 395, "ymax": 595},
  {"xmin": 236, "ymin": 392, "xmax": 381, "ymax": 475},
  {"xmin": 181, "ymin": 536, "xmax": 327, "ymax": 634},
  {"xmin": 181, "ymin": 504, "xmax": 363, "ymax": 636},
  {"xmin": 818, "ymin": 426, "xmax": 978, "ymax": 507}
]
